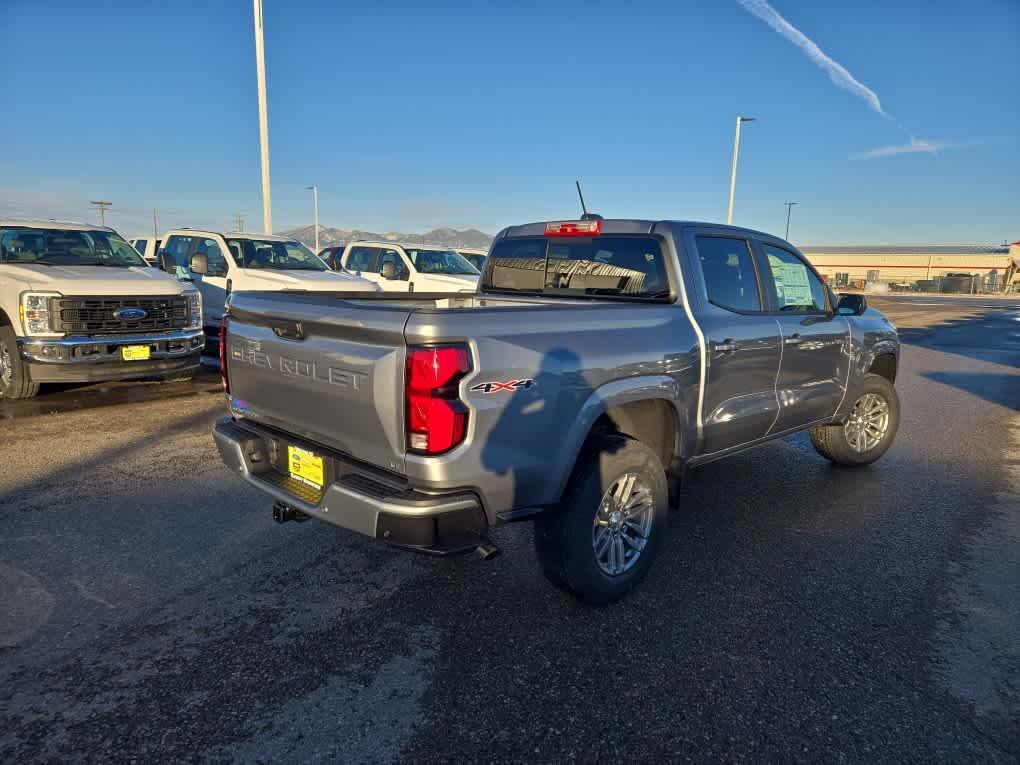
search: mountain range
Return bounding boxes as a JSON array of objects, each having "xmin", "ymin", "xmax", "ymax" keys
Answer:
[{"xmin": 280, "ymin": 225, "xmax": 494, "ymax": 251}]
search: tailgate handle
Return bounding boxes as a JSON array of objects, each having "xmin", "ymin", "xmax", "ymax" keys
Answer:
[{"xmin": 271, "ymin": 321, "xmax": 306, "ymax": 341}]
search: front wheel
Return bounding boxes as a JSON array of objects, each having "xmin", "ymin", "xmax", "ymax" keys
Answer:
[
  {"xmin": 810, "ymin": 373, "xmax": 900, "ymax": 466},
  {"xmin": 0, "ymin": 324, "xmax": 40, "ymax": 400},
  {"xmin": 534, "ymin": 434, "xmax": 668, "ymax": 604}
]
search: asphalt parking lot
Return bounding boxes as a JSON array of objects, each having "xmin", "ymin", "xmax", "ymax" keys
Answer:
[{"xmin": 2, "ymin": 294, "xmax": 1018, "ymax": 762}]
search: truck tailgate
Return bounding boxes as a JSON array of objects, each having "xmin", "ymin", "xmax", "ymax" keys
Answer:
[{"xmin": 224, "ymin": 292, "xmax": 410, "ymax": 474}]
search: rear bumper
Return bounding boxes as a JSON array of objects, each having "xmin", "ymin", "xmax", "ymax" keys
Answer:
[
  {"xmin": 213, "ymin": 417, "xmax": 488, "ymax": 555},
  {"xmin": 18, "ymin": 329, "xmax": 204, "ymax": 383}
]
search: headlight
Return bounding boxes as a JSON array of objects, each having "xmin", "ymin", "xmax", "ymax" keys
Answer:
[
  {"xmin": 185, "ymin": 291, "xmax": 203, "ymax": 329},
  {"xmin": 19, "ymin": 292, "xmax": 63, "ymax": 337}
]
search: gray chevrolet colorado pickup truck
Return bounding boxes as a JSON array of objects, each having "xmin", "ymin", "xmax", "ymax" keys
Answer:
[{"xmin": 214, "ymin": 218, "xmax": 900, "ymax": 603}]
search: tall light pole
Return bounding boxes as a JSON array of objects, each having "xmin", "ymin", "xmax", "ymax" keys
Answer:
[
  {"xmin": 784, "ymin": 201, "xmax": 798, "ymax": 240},
  {"xmin": 253, "ymin": 0, "xmax": 273, "ymax": 233},
  {"xmin": 90, "ymin": 200, "xmax": 112, "ymax": 226},
  {"xmin": 306, "ymin": 185, "xmax": 319, "ymax": 253},
  {"xmin": 726, "ymin": 116, "xmax": 755, "ymax": 225}
]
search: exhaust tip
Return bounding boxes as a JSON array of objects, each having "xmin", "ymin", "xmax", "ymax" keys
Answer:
[{"xmin": 476, "ymin": 541, "xmax": 501, "ymax": 560}]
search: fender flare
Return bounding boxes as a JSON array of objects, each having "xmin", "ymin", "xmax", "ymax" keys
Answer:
[{"xmin": 551, "ymin": 375, "xmax": 689, "ymax": 500}]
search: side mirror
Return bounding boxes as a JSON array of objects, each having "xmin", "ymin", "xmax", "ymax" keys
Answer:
[
  {"xmin": 836, "ymin": 293, "xmax": 868, "ymax": 316},
  {"xmin": 190, "ymin": 253, "xmax": 209, "ymax": 276},
  {"xmin": 380, "ymin": 261, "xmax": 397, "ymax": 280},
  {"xmin": 157, "ymin": 250, "xmax": 175, "ymax": 273}
]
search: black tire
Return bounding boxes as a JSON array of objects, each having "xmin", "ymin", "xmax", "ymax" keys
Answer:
[
  {"xmin": 810, "ymin": 373, "xmax": 900, "ymax": 466},
  {"xmin": 534, "ymin": 434, "xmax": 668, "ymax": 604},
  {"xmin": 0, "ymin": 323, "xmax": 40, "ymax": 400}
]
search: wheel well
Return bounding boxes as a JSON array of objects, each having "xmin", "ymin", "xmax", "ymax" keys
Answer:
[
  {"xmin": 869, "ymin": 353, "xmax": 897, "ymax": 384},
  {"xmin": 590, "ymin": 399, "xmax": 679, "ymax": 475}
]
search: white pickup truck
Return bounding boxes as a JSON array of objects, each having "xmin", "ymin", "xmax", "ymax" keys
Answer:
[
  {"xmin": 158, "ymin": 229, "xmax": 378, "ymax": 334},
  {"xmin": 0, "ymin": 220, "xmax": 203, "ymax": 399},
  {"xmin": 129, "ymin": 236, "xmax": 162, "ymax": 267},
  {"xmin": 339, "ymin": 242, "xmax": 480, "ymax": 292}
]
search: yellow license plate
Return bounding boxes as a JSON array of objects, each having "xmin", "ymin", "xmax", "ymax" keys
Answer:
[
  {"xmin": 287, "ymin": 445, "xmax": 324, "ymax": 488},
  {"xmin": 121, "ymin": 345, "xmax": 151, "ymax": 361}
]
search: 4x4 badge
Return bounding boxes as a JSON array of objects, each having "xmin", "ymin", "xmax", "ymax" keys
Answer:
[{"xmin": 470, "ymin": 379, "xmax": 535, "ymax": 394}]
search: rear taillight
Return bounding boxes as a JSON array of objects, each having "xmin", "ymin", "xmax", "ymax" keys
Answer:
[
  {"xmin": 219, "ymin": 318, "xmax": 230, "ymax": 394},
  {"xmin": 544, "ymin": 219, "xmax": 602, "ymax": 237},
  {"xmin": 405, "ymin": 345, "xmax": 471, "ymax": 455}
]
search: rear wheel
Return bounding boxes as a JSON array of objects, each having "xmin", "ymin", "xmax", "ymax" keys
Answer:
[
  {"xmin": 534, "ymin": 434, "xmax": 667, "ymax": 604},
  {"xmin": 0, "ymin": 324, "xmax": 39, "ymax": 400},
  {"xmin": 810, "ymin": 373, "xmax": 899, "ymax": 466}
]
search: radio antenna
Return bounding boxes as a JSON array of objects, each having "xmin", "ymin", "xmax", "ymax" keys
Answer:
[{"xmin": 575, "ymin": 180, "xmax": 588, "ymax": 217}]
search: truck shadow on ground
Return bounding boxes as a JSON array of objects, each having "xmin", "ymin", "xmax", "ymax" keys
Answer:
[{"xmin": 921, "ymin": 371, "xmax": 1020, "ymax": 411}]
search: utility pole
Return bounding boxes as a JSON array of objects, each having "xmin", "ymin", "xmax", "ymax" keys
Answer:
[
  {"xmin": 253, "ymin": 0, "xmax": 273, "ymax": 233},
  {"xmin": 90, "ymin": 200, "xmax": 112, "ymax": 226},
  {"xmin": 233, "ymin": 214, "xmax": 245, "ymax": 232},
  {"xmin": 727, "ymin": 116, "xmax": 755, "ymax": 225},
  {"xmin": 152, "ymin": 208, "xmax": 158, "ymax": 239},
  {"xmin": 305, "ymin": 185, "xmax": 319, "ymax": 252},
  {"xmin": 784, "ymin": 201, "xmax": 798, "ymax": 240}
]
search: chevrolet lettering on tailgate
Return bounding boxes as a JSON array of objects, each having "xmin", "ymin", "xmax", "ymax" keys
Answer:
[{"xmin": 230, "ymin": 340, "xmax": 366, "ymax": 391}]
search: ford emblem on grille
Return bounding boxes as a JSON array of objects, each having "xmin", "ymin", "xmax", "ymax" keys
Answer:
[{"xmin": 115, "ymin": 307, "xmax": 148, "ymax": 321}]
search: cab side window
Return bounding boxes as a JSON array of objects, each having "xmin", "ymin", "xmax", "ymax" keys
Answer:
[
  {"xmin": 345, "ymin": 246, "xmax": 375, "ymax": 272},
  {"xmin": 378, "ymin": 248, "xmax": 408, "ymax": 279},
  {"xmin": 196, "ymin": 238, "xmax": 229, "ymax": 275},
  {"xmin": 695, "ymin": 236, "xmax": 761, "ymax": 312},
  {"xmin": 761, "ymin": 245, "xmax": 828, "ymax": 313}
]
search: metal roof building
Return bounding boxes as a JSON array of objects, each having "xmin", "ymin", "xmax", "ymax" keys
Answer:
[{"xmin": 799, "ymin": 243, "xmax": 1014, "ymax": 285}]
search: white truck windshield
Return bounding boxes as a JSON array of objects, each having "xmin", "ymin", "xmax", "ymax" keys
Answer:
[
  {"xmin": 226, "ymin": 238, "xmax": 327, "ymax": 271},
  {"xmin": 0, "ymin": 227, "xmax": 147, "ymax": 267},
  {"xmin": 404, "ymin": 248, "xmax": 479, "ymax": 276}
]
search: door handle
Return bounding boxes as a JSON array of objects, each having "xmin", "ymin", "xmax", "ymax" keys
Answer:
[
  {"xmin": 784, "ymin": 334, "xmax": 803, "ymax": 346},
  {"xmin": 713, "ymin": 340, "xmax": 741, "ymax": 353}
]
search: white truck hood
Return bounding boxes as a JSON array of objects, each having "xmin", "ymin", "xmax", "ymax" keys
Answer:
[
  {"xmin": 2, "ymin": 264, "xmax": 190, "ymax": 295},
  {"xmin": 235, "ymin": 269, "xmax": 379, "ymax": 291},
  {"xmin": 417, "ymin": 273, "xmax": 480, "ymax": 291}
]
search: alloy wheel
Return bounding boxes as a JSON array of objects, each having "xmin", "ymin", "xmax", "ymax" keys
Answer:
[
  {"xmin": 843, "ymin": 392, "xmax": 890, "ymax": 452},
  {"xmin": 592, "ymin": 472, "xmax": 654, "ymax": 576}
]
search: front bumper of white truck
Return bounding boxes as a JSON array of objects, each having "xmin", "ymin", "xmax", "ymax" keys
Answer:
[{"xmin": 17, "ymin": 328, "xmax": 203, "ymax": 382}]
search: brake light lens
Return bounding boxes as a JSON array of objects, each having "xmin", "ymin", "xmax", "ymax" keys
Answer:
[
  {"xmin": 219, "ymin": 317, "xmax": 230, "ymax": 394},
  {"xmin": 405, "ymin": 345, "xmax": 471, "ymax": 455},
  {"xmin": 544, "ymin": 219, "xmax": 602, "ymax": 237}
]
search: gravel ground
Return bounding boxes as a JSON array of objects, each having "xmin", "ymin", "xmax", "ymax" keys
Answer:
[{"xmin": 1, "ymin": 295, "xmax": 1018, "ymax": 762}]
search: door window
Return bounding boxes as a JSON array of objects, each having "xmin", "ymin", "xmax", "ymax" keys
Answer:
[
  {"xmin": 345, "ymin": 246, "xmax": 376, "ymax": 272},
  {"xmin": 761, "ymin": 245, "xmax": 829, "ymax": 313},
  {"xmin": 134, "ymin": 238, "xmax": 149, "ymax": 253},
  {"xmin": 695, "ymin": 236, "xmax": 761, "ymax": 312},
  {"xmin": 378, "ymin": 248, "xmax": 408, "ymax": 279},
  {"xmin": 195, "ymin": 238, "xmax": 229, "ymax": 276}
]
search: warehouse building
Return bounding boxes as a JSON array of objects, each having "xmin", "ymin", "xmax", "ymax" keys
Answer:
[{"xmin": 800, "ymin": 242, "xmax": 1017, "ymax": 292}]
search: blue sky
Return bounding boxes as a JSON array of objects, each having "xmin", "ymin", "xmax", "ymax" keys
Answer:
[{"xmin": 1, "ymin": 0, "xmax": 1017, "ymax": 244}]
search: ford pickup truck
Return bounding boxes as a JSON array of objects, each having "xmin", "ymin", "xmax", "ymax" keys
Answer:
[
  {"xmin": 1, "ymin": 219, "xmax": 203, "ymax": 399},
  {"xmin": 213, "ymin": 218, "xmax": 900, "ymax": 603},
  {"xmin": 159, "ymin": 229, "xmax": 378, "ymax": 337}
]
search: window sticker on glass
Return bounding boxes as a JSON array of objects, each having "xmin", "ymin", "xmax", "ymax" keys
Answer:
[{"xmin": 768, "ymin": 255, "xmax": 813, "ymax": 307}]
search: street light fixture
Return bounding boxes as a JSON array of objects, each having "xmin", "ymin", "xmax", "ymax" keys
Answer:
[
  {"xmin": 727, "ymin": 116, "xmax": 755, "ymax": 225},
  {"xmin": 784, "ymin": 201, "xmax": 799, "ymax": 240},
  {"xmin": 306, "ymin": 185, "xmax": 319, "ymax": 253}
]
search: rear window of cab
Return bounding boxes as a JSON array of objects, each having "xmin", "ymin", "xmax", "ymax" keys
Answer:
[{"xmin": 484, "ymin": 235, "xmax": 670, "ymax": 300}]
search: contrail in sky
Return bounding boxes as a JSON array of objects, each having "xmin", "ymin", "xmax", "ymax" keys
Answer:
[{"xmin": 736, "ymin": 0, "xmax": 888, "ymax": 118}]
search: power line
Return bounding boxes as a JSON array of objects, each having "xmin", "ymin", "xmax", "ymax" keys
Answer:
[{"xmin": 90, "ymin": 200, "xmax": 112, "ymax": 226}]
